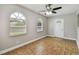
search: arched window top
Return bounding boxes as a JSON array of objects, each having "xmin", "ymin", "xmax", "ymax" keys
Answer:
[
  {"xmin": 10, "ymin": 12, "xmax": 25, "ymax": 20},
  {"xmin": 38, "ymin": 18, "xmax": 43, "ymax": 23},
  {"xmin": 37, "ymin": 18, "xmax": 43, "ymax": 26}
]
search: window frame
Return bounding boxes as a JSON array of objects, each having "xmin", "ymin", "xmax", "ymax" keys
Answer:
[
  {"xmin": 9, "ymin": 12, "xmax": 27, "ymax": 36},
  {"xmin": 36, "ymin": 18, "xmax": 44, "ymax": 32}
]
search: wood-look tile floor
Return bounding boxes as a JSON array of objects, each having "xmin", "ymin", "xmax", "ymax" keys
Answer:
[{"xmin": 3, "ymin": 36, "xmax": 79, "ymax": 55}]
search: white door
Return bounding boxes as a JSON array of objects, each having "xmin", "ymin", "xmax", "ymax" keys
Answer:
[{"xmin": 53, "ymin": 19, "xmax": 64, "ymax": 37}]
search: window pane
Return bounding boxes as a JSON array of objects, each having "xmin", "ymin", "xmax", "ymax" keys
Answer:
[
  {"xmin": 9, "ymin": 12, "xmax": 27, "ymax": 36},
  {"xmin": 37, "ymin": 18, "xmax": 43, "ymax": 32}
]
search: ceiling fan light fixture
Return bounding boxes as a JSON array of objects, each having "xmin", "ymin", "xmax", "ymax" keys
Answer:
[
  {"xmin": 46, "ymin": 4, "xmax": 52, "ymax": 10},
  {"xmin": 46, "ymin": 6, "xmax": 50, "ymax": 10},
  {"xmin": 45, "ymin": 11, "xmax": 52, "ymax": 15}
]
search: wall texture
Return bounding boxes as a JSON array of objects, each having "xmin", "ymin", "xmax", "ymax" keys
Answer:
[
  {"xmin": 48, "ymin": 13, "xmax": 77, "ymax": 40},
  {"xmin": 0, "ymin": 4, "xmax": 48, "ymax": 50}
]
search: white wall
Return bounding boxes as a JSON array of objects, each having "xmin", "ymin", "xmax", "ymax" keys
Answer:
[
  {"xmin": 0, "ymin": 4, "xmax": 48, "ymax": 50},
  {"xmin": 48, "ymin": 13, "xmax": 77, "ymax": 40}
]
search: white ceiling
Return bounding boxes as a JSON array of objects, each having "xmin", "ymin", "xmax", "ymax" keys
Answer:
[{"xmin": 21, "ymin": 4, "xmax": 79, "ymax": 17}]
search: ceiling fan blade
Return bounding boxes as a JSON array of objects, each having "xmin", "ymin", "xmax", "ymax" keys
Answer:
[
  {"xmin": 52, "ymin": 11, "xmax": 56, "ymax": 13},
  {"xmin": 53, "ymin": 7, "xmax": 62, "ymax": 10}
]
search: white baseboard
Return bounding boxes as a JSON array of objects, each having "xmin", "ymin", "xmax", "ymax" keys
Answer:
[
  {"xmin": 47, "ymin": 35, "xmax": 55, "ymax": 37},
  {"xmin": 62, "ymin": 37, "xmax": 76, "ymax": 40},
  {"xmin": 0, "ymin": 35, "xmax": 47, "ymax": 55},
  {"xmin": 47, "ymin": 35, "xmax": 76, "ymax": 40}
]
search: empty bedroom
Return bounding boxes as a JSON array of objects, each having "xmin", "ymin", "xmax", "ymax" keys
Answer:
[{"xmin": 0, "ymin": 4, "xmax": 79, "ymax": 55}]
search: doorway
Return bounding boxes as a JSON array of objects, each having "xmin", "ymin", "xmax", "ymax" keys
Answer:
[{"xmin": 53, "ymin": 19, "xmax": 64, "ymax": 37}]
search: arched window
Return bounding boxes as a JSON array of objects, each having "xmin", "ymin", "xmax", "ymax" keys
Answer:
[
  {"xmin": 9, "ymin": 12, "xmax": 27, "ymax": 36},
  {"xmin": 36, "ymin": 18, "xmax": 44, "ymax": 32}
]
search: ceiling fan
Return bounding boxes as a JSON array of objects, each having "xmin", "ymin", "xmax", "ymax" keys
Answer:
[{"xmin": 40, "ymin": 4, "xmax": 62, "ymax": 15}]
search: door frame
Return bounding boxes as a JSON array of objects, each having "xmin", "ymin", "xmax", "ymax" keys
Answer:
[{"xmin": 53, "ymin": 19, "xmax": 64, "ymax": 37}]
